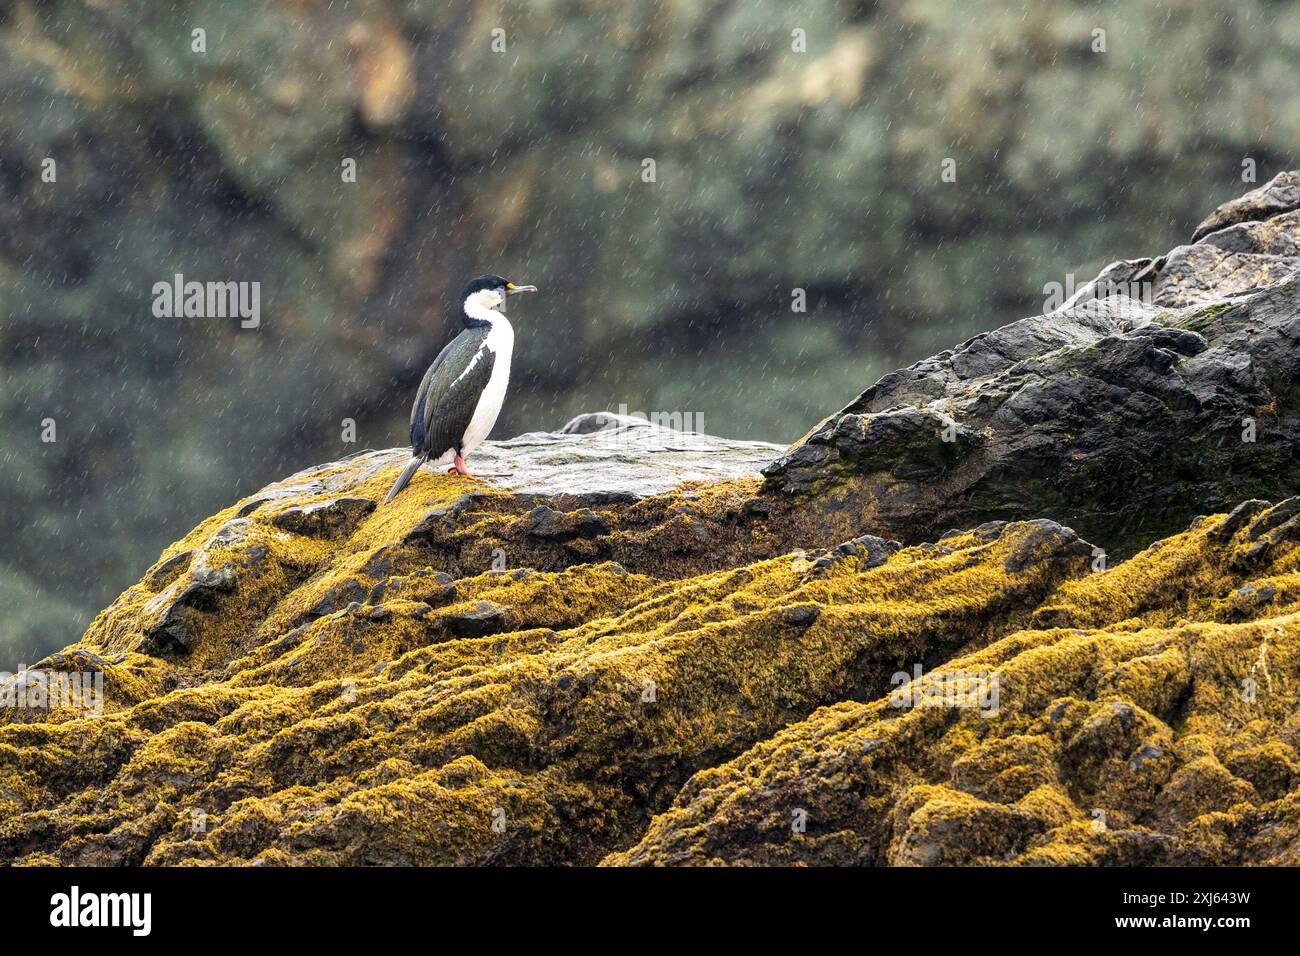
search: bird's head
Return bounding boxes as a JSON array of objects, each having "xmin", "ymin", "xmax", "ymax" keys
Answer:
[{"xmin": 460, "ymin": 274, "xmax": 537, "ymax": 324}]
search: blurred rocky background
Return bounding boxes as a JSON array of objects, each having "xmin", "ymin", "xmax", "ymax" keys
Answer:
[{"xmin": 1, "ymin": 0, "xmax": 1298, "ymax": 661}]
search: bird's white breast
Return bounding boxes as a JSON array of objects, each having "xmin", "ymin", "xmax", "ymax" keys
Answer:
[{"xmin": 460, "ymin": 314, "xmax": 513, "ymax": 454}]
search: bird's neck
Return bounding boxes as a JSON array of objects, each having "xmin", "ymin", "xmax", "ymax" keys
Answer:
[{"xmin": 461, "ymin": 298, "xmax": 510, "ymax": 330}]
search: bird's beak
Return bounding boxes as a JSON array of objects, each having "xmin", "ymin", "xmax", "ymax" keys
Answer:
[{"xmin": 505, "ymin": 283, "xmax": 538, "ymax": 295}]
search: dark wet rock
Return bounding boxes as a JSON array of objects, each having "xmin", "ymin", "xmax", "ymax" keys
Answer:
[
  {"xmin": 138, "ymin": 549, "xmax": 241, "ymax": 656},
  {"xmin": 367, "ymin": 570, "xmax": 456, "ymax": 606},
  {"xmin": 1243, "ymin": 496, "xmax": 1300, "ymax": 540},
  {"xmin": 271, "ymin": 498, "xmax": 376, "ymax": 538},
  {"xmin": 1002, "ymin": 521, "xmax": 1092, "ymax": 574},
  {"xmin": 138, "ymin": 615, "xmax": 197, "ymax": 658},
  {"xmin": 1226, "ymin": 498, "xmax": 1300, "ymax": 572},
  {"xmin": 358, "ymin": 546, "xmax": 400, "ymax": 580},
  {"xmin": 303, "ymin": 579, "xmax": 370, "ymax": 622},
  {"xmin": 142, "ymin": 551, "xmax": 194, "ymax": 590},
  {"xmin": 445, "ymin": 600, "xmax": 512, "ymax": 638},
  {"xmin": 188, "ymin": 559, "xmax": 238, "ymax": 596},
  {"xmin": 763, "ymin": 192, "xmax": 1300, "ymax": 556},
  {"xmin": 1208, "ymin": 500, "xmax": 1271, "ymax": 541},
  {"xmin": 405, "ymin": 493, "xmax": 491, "ymax": 541},
  {"xmin": 525, "ymin": 505, "xmax": 610, "ymax": 541},
  {"xmin": 783, "ymin": 605, "xmax": 821, "ymax": 628}
]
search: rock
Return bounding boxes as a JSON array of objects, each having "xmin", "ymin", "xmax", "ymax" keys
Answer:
[
  {"xmin": 1002, "ymin": 520, "xmax": 1092, "ymax": 574},
  {"xmin": 9, "ymin": 462, "xmax": 1300, "ymax": 868},
  {"xmin": 5, "ymin": 179, "xmax": 1300, "ymax": 869},
  {"xmin": 271, "ymin": 498, "xmax": 376, "ymax": 538},
  {"xmin": 444, "ymin": 600, "xmax": 512, "ymax": 638},
  {"xmin": 611, "ymin": 498, "xmax": 1300, "ymax": 865},
  {"xmin": 559, "ymin": 412, "xmax": 650, "ymax": 435},
  {"xmin": 837, "ymin": 535, "xmax": 902, "ymax": 568},
  {"xmin": 304, "ymin": 579, "xmax": 370, "ymax": 622},
  {"xmin": 368, "ymin": 570, "xmax": 456, "ymax": 606},
  {"xmin": 1192, "ymin": 171, "xmax": 1300, "ymax": 241},
  {"xmin": 525, "ymin": 506, "xmax": 609, "ymax": 541},
  {"xmin": 138, "ymin": 551, "xmax": 239, "ymax": 656},
  {"xmin": 481, "ymin": 422, "xmax": 783, "ymax": 503},
  {"xmin": 782, "ymin": 605, "xmax": 821, "ymax": 628},
  {"xmin": 1208, "ymin": 500, "xmax": 1271, "ymax": 541},
  {"xmin": 763, "ymin": 187, "xmax": 1300, "ymax": 556}
]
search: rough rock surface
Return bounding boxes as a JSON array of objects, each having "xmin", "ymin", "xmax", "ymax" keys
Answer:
[
  {"xmin": 614, "ymin": 498, "xmax": 1300, "ymax": 866},
  {"xmin": 764, "ymin": 171, "xmax": 1300, "ymax": 556},
  {"xmin": 456, "ymin": 412, "xmax": 784, "ymax": 502},
  {"xmin": 4, "ymin": 179, "xmax": 1300, "ymax": 866}
]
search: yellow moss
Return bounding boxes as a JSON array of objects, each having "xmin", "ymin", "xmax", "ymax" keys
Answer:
[
  {"xmin": 3, "ymin": 513, "xmax": 1094, "ymax": 864},
  {"xmin": 1032, "ymin": 517, "xmax": 1234, "ymax": 629},
  {"xmin": 612, "ymin": 501, "xmax": 1300, "ymax": 865},
  {"xmin": 9, "ymin": 456, "xmax": 1300, "ymax": 866}
]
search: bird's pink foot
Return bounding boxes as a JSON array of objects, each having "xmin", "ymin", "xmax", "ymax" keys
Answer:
[{"xmin": 447, "ymin": 453, "xmax": 470, "ymax": 476}]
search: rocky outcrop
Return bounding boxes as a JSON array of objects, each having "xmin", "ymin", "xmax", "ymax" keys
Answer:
[
  {"xmin": 764, "ymin": 171, "xmax": 1300, "ymax": 556},
  {"xmin": 3, "ymin": 177, "xmax": 1300, "ymax": 866}
]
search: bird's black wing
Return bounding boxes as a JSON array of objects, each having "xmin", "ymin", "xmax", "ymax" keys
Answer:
[{"xmin": 409, "ymin": 327, "xmax": 494, "ymax": 460}]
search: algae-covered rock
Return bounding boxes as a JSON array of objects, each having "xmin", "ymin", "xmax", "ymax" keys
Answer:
[
  {"xmin": 7, "ymin": 471, "xmax": 1300, "ymax": 865},
  {"xmin": 612, "ymin": 500, "xmax": 1300, "ymax": 866},
  {"xmin": 4, "ymin": 178, "xmax": 1300, "ymax": 866}
]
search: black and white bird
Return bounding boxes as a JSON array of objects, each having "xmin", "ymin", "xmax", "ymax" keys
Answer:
[{"xmin": 384, "ymin": 274, "xmax": 536, "ymax": 503}]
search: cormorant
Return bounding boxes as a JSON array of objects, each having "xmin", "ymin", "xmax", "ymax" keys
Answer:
[{"xmin": 384, "ymin": 274, "xmax": 536, "ymax": 503}]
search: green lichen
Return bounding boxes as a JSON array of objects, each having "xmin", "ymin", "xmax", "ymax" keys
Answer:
[{"xmin": 1175, "ymin": 302, "xmax": 1233, "ymax": 335}]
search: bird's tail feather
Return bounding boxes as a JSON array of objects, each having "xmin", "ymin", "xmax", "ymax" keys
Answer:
[{"xmin": 384, "ymin": 455, "xmax": 427, "ymax": 504}]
